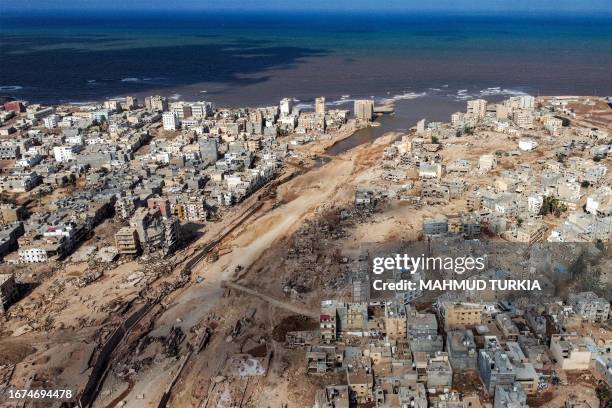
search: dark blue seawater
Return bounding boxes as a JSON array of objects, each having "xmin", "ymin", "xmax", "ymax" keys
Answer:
[{"xmin": 1, "ymin": 11, "xmax": 611, "ymax": 107}]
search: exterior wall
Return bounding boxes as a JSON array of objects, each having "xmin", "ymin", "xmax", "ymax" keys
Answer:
[
  {"xmin": 0, "ymin": 274, "xmax": 18, "ymax": 313},
  {"xmin": 384, "ymin": 316, "xmax": 407, "ymax": 340},
  {"xmin": 443, "ymin": 304, "xmax": 483, "ymax": 330},
  {"xmin": 550, "ymin": 336, "xmax": 592, "ymax": 371},
  {"xmin": 478, "ymin": 350, "xmax": 515, "ymax": 395},
  {"xmin": 447, "ymin": 330, "xmax": 478, "ymax": 370},
  {"xmin": 18, "ymin": 247, "xmax": 49, "ymax": 263}
]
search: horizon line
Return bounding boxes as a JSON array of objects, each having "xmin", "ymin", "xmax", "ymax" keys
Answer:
[{"xmin": 2, "ymin": 8, "xmax": 612, "ymax": 16}]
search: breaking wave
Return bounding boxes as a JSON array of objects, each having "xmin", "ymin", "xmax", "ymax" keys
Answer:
[
  {"xmin": 0, "ymin": 85, "xmax": 23, "ymax": 92},
  {"xmin": 452, "ymin": 86, "xmax": 530, "ymax": 101}
]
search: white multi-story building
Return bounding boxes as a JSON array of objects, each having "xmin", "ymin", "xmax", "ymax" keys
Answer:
[
  {"xmin": 505, "ymin": 95, "xmax": 535, "ymax": 110},
  {"xmin": 584, "ymin": 162, "xmax": 608, "ymax": 184},
  {"xmin": 43, "ymin": 114, "xmax": 59, "ymax": 129},
  {"xmin": 520, "ymin": 95, "xmax": 535, "ymax": 109},
  {"xmin": 103, "ymin": 100, "xmax": 121, "ymax": 111},
  {"xmin": 191, "ymin": 102, "xmax": 213, "ymax": 118},
  {"xmin": 65, "ymin": 134, "xmax": 84, "ymax": 145},
  {"xmin": 170, "ymin": 102, "xmax": 191, "ymax": 119},
  {"xmin": 162, "ymin": 112, "xmax": 179, "ymax": 131},
  {"xmin": 53, "ymin": 145, "xmax": 80, "ymax": 163},
  {"xmin": 518, "ymin": 138, "xmax": 538, "ymax": 151},
  {"xmin": 92, "ymin": 109, "xmax": 111, "ymax": 122},
  {"xmin": 280, "ymin": 98, "xmax": 293, "ymax": 117}
]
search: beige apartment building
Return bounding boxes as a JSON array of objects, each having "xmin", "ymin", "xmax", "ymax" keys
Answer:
[
  {"xmin": 550, "ymin": 334, "xmax": 592, "ymax": 370},
  {"xmin": 441, "ymin": 303, "xmax": 483, "ymax": 330}
]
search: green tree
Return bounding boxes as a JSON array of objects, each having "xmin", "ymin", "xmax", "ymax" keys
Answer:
[{"xmin": 539, "ymin": 196, "xmax": 568, "ymax": 217}]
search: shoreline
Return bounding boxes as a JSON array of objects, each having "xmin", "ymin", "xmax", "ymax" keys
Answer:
[{"xmin": 0, "ymin": 85, "xmax": 544, "ymax": 110}]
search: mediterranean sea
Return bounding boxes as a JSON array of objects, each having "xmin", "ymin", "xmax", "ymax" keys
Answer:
[{"xmin": 1, "ymin": 11, "xmax": 611, "ymax": 120}]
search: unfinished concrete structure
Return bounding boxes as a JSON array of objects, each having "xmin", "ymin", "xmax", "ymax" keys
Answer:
[
  {"xmin": 550, "ymin": 334, "xmax": 592, "ymax": 371},
  {"xmin": 446, "ymin": 329, "xmax": 477, "ymax": 370},
  {"xmin": 568, "ymin": 292, "xmax": 610, "ymax": 322},
  {"xmin": 478, "ymin": 349, "xmax": 516, "ymax": 395},
  {"xmin": 426, "ymin": 352, "xmax": 453, "ymax": 391},
  {"xmin": 0, "ymin": 273, "xmax": 18, "ymax": 313},
  {"xmin": 115, "ymin": 226, "xmax": 140, "ymax": 255},
  {"xmin": 494, "ymin": 384, "xmax": 528, "ymax": 408}
]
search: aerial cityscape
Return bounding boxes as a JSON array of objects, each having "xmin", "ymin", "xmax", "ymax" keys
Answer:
[{"xmin": 0, "ymin": 1, "xmax": 611, "ymax": 408}]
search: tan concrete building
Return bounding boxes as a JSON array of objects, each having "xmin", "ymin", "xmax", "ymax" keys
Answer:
[
  {"xmin": 115, "ymin": 226, "xmax": 140, "ymax": 255},
  {"xmin": 0, "ymin": 203, "xmax": 27, "ymax": 224},
  {"xmin": 347, "ymin": 368, "xmax": 374, "ymax": 403},
  {"xmin": 315, "ymin": 96, "xmax": 326, "ymax": 115},
  {"xmin": 354, "ymin": 100, "xmax": 374, "ymax": 122},
  {"xmin": 467, "ymin": 99, "xmax": 487, "ymax": 119},
  {"xmin": 384, "ymin": 300, "xmax": 407, "ymax": 340},
  {"xmin": 441, "ymin": 302, "xmax": 483, "ymax": 330},
  {"xmin": 550, "ymin": 334, "xmax": 592, "ymax": 370}
]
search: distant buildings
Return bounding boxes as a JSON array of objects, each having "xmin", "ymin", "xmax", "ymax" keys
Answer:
[
  {"xmin": 144, "ymin": 95, "xmax": 168, "ymax": 112},
  {"xmin": 354, "ymin": 100, "xmax": 374, "ymax": 122},
  {"xmin": 504, "ymin": 95, "xmax": 535, "ymax": 111},
  {"xmin": 585, "ymin": 187, "xmax": 612, "ymax": 216},
  {"xmin": 43, "ymin": 114, "xmax": 59, "ymax": 129},
  {"xmin": 0, "ymin": 144, "xmax": 20, "ymax": 160},
  {"xmin": 544, "ymin": 116, "xmax": 564, "ymax": 136},
  {"xmin": 280, "ymin": 98, "xmax": 294, "ymax": 117},
  {"xmin": 419, "ymin": 162, "xmax": 443, "ymax": 179},
  {"xmin": 315, "ymin": 97, "xmax": 326, "ymax": 115},
  {"xmin": 3, "ymin": 101, "xmax": 25, "ymax": 113},
  {"xmin": 467, "ymin": 99, "xmax": 487, "ymax": 119},
  {"xmin": 162, "ymin": 111, "xmax": 179, "ymax": 131},
  {"xmin": 512, "ymin": 110, "xmax": 534, "ymax": 129}
]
